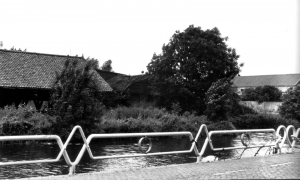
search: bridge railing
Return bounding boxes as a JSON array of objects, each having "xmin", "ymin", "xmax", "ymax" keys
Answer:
[{"xmin": 0, "ymin": 124, "xmax": 299, "ymax": 175}]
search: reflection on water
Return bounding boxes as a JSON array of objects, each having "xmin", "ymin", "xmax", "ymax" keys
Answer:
[{"xmin": 0, "ymin": 132, "xmax": 297, "ymax": 179}]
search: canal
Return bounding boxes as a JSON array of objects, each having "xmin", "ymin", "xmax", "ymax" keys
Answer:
[{"xmin": 0, "ymin": 132, "xmax": 277, "ymax": 179}]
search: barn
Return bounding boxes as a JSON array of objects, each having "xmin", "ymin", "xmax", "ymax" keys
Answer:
[{"xmin": 0, "ymin": 50, "xmax": 112, "ymax": 110}]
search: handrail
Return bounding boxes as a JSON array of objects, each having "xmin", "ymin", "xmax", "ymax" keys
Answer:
[{"xmin": 0, "ymin": 124, "xmax": 299, "ymax": 175}]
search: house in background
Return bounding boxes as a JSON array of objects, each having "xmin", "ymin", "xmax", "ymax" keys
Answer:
[
  {"xmin": 233, "ymin": 74, "xmax": 300, "ymax": 95},
  {"xmin": 0, "ymin": 50, "xmax": 112, "ymax": 110},
  {"xmin": 107, "ymin": 74, "xmax": 153, "ymax": 102},
  {"xmin": 96, "ymin": 69, "xmax": 124, "ymax": 81}
]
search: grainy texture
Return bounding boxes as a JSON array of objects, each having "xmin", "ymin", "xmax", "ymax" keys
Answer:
[
  {"xmin": 233, "ymin": 74, "xmax": 300, "ymax": 88},
  {"xmin": 15, "ymin": 151, "xmax": 300, "ymax": 180},
  {"xmin": 0, "ymin": 50, "xmax": 112, "ymax": 91}
]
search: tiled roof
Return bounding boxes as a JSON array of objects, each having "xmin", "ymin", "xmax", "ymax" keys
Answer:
[
  {"xmin": 0, "ymin": 50, "xmax": 112, "ymax": 91},
  {"xmin": 107, "ymin": 74, "xmax": 152, "ymax": 91},
  {"xmin": 96, "ymin": 69, "xmax": 125, "ymax": 81},
  {"xmin": 233, "ymin": 74, "xmax": 300, "ymax": 87}
]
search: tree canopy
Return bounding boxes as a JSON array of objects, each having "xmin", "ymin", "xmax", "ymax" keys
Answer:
[
  {"xmin": 101, "ymin": 59, "xmax": 113, "ymax": 72},
  {"xmin": 147, "ymin": 25, "xmax": 241, "ymax": 114}
]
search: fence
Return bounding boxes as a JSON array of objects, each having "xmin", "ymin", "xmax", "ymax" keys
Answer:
[{"xmin": 0, "ymin": 124, "xmax": 299, "ymax": 175}]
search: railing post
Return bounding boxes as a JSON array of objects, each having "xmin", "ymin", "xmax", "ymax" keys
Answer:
[
  {"xmin": 69, "ymin": 165, "xmax": 76, "ymax": 175},
  {"xmin": 196, "ymin": 156, "xmax": 201, "ymax": 163}
]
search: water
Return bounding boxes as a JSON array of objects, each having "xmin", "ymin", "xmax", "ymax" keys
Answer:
[{"xmin": 0, "ymin": 132, "xmax": 287, "ymax": 179}]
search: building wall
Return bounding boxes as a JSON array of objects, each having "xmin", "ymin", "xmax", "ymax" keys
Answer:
[
  {"xmin": 277, "ymin": 87, "xmax": 291, "ymax": 92},
  {"xmin": 236, "ymin": 86, "xmax": 293, "ymax": 95},
  {"xmin": 240, "ymin": 101, "xmax": 282, "ymax": 114}
]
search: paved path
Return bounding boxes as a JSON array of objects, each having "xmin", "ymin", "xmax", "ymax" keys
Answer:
[{"xmin": 17, "ymin": 152, "xmax": 300, "ymax": 180}]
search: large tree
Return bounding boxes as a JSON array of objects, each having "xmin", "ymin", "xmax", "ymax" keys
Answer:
[{"xmin": 147, "ymin": 25, "xmax": 241, "ymax": 114}]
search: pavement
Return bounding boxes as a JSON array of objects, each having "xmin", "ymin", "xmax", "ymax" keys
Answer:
[{"xmin": 15, "ymin": 151, "xmax": 300, "ymax": 180}]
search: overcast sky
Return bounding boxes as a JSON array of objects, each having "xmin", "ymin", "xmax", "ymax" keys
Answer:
[{"xmin": 0, "ymin": 0, "xmax": 299, "ymax": 76}]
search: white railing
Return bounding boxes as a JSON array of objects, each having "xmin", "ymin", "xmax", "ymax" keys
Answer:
[{"xmin": 0, "ymin": 124, "xmax": 299, "ymax": 175}]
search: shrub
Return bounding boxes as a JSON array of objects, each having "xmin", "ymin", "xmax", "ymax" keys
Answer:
[
  {"xmin": 101, "ymin": 105, "xmax": 209, "ymax": 135},
  {"xmin": 101, "ymin": 118, "xmax": 162, "ymax": 133},
  {"xmin": 207, "ymin": 121, "xmax": 236, "ymax": 131},
  {"xmin": 279, "ymin": 86, "xmax": 300, "ymax": 121},
  {"xmin": 230, "ymin": 103, "xmax": 257, "ymax": 116},
  {"xmin": 171, "ymin": 102, "xmax": 182, "ymax": 115},
  {"xmin": 241, "ymin": 88, "xmax": 257, "ymax": 101},
  {"xmin": 104, "ymin": 105, "xmax": 166, "ymax": 120},
  {"xmin": 0, "ymin": 105, "xmax": 55, "ymax": 136},
  {"xmin": 230, "ymin": 114, "xmax": 300, "ymax": 129},
  {"xmin": 205, "ymin": 78, "xmax": 240, "ymax": 122},
  {"xmin": 255, "ymin": 86, "xmax": 282, "ymax": 103},
  {"xmin": 100, "ymin": 90, "xmax": 130, "ymax": 108},
  {"xmin": 50, "ymin": 58, "xmax": 104, "ymax": 138},
  {"xmin": 241, "ymin": 85, "xmax": 282, "ymax": 103}
]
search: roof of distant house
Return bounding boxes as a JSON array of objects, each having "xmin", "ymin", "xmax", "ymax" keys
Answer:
[
  {"xmin": 107, "ymin": 74, "xmax": 152, "ymax": 91},
  {"xmin": 233, "ymin": 74, "xmax": 300, "ymax": 87},
  {"xmin": 96, "ymin": 69, "xmax": 125, "ymax": 81},
  {"xmin": 0, "ymin": 49, "xmax": 112, "ymax": 91}
]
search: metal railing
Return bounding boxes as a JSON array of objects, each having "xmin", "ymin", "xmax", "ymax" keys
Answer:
[{"xmin": 0, "ymin": 124, "xmax": 299, "ymax": 175}]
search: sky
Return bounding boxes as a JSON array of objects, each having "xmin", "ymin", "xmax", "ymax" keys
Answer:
[{"xmin": 0, "ymin": 0, "xmax": 299, "ymax": 76}]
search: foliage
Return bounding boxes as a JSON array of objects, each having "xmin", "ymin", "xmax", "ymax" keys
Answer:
[
  {"xmin": 100, "ymin": 59, "xmax": 113, "ymax": 72},
  {"xmin": 255, "ymin": 86, "xmax": 282, "ymax": 103},
  {"xmin": 100, "ymin": 90, "xmax": 130, "ymax": 108},
  {"xmin": 205, "ymin": 78, "xmax": 240, "ymax": 121},
  {"xmin": 9, "ymin": 46, "xmax": 27, "ymax": 52},
  {"xmin": 241, "ymin": 85, "xmax": 282, "ymax": 103},
  {"xmin": 103, "ymin": 103, "xmax": 167, "ymax": 120},
  {"xmin": 241, "ymin": 88, "xmax": 257, "ymax": 101},
  {"xmin": 50, "ymin": 58, "xmax": 104, "ymax": 138},
  {"xmin": 230, "ymin": 114, "xmax": 300, "ymax": 129},
  {"xmin": 279, "ymin": 86, "xmax": 300, "ymax": 121},
  {"xmin": 101, "ymin": 105, "xmax": 209, "ymax": 134},
  {"xmin": 0, "ymin": 105, "xmax": 55, "ymax": 136},
  {"xmin": 147, "ymin": 25, "xmax": 241, "ymax": 114},
  {"xmin": 230, "ymin": 103, "xmax": 257, "ymax": 116},
  {"xmin": 171, "ymin": 102, "xmax": 182, "ymax": 115},
  {"xmin": 207, "ymin": 121, "xmax": 236, "ymax": 131}
]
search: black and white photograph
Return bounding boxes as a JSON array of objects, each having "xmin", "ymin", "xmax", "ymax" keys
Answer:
[{"xmin": 0, "ymin": 0, "xmax": 299, "ymax": 179}]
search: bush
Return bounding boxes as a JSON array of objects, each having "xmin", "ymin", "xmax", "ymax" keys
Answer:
[
  {"xmin": 230, "ymin": 114, "xmax": 300, "ymax": 129},
  {"xmin": 241, "ymin": 88, "xmax": 257, "ymax": 101},
  {"xmin": 104, "ymin": 105, "xmax": 166, "ymax": 120},
  {"xmin": 230, "ymin": 103, "xmax": 257, "ymax": 116},
  {"xmin": 241, "ymin": 85, "xmax": 282, "ymax": 103},
  {"xmin": 279, "ymin": 86, "xmax": 300, "ymax": 121},
  {"xmin": 100, "ymin": 90, "xmax": 130, "ymax": 108},
  {"xmin": 50, "ymin": 58, "xmax": 104, "ymax": 138},
  {"xmin": 207, "ymin": 121, "xmax": 236, "ymax": 131},
  {"xmin": 101, "ymin": 105, "xmax": 209, "ymax": 134},
  {"xmin": 0, "ymin": 105, "xmax": 55, "ymax": 136},
  {"xmin": 205, "ymin": 78, "xmax": 240, "ymax": 121}
]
